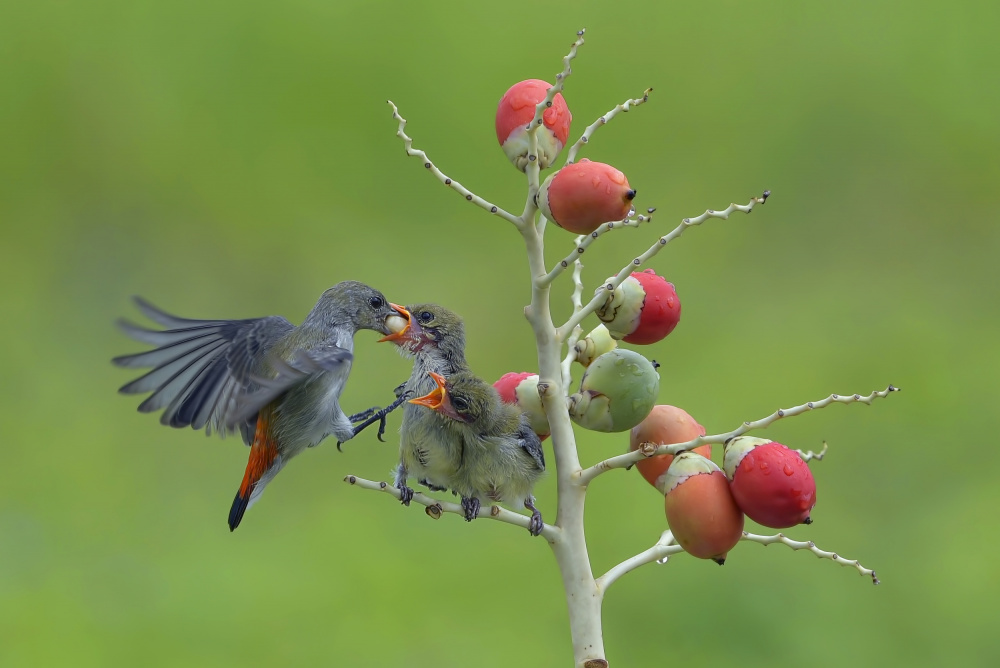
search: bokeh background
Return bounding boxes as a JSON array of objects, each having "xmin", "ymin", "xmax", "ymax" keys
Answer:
[{"xmin": 2, "ymin": 0, "xmax": 997, "ymax": 665}]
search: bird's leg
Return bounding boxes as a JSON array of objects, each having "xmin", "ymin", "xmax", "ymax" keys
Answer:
[
  {"xmin": 461, "ymin": 496, "xmax": 481, "ymax": 522},
  {"xmin": 347, "ymin": 393, "xmax": 409, "ymax": 443},
  {"xmin": 524, "ymin": 497, "xmax": 544, "ymax": 537},
  {"xmin": 394, "ymin": 464, "xmax": 414, "ymax": 506},
  {"xmin": 347, "ymin": 406, "xmax": 380, "ymax": 422}
]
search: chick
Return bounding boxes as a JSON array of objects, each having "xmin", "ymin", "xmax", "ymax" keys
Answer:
[
  {"xmin": 379, "ymin": 304, "xmax": 471, "ymax": 503},
  {"xmin": 410, "ymin": 370, "xmax": 546, "ymax": 536}
]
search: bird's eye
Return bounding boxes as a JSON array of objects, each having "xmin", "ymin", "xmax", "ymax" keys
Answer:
[
  {"xmin": 452, "ymin": 397, "xmax": 470, "ymax": 412},
  {"xmin": 368, "ymin": 296, "xmax": 385, "ymax": 310},
  {"xmin": 418, "ymin": 311, "xmax": 434, "ymax": 324}
]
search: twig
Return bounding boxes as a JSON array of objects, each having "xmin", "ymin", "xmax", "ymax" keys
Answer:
[
  {"xmin": 566, "ymin": 88, "xmax": 653, "ymax": 164},
  {"xmin": 560, "ymin": 260, "xmax": 586, "ymax": 390},
  {"xmin": 520, "ymin": 30, "xmax": 587, "ymax": 219},
  {"xmin": 595, "ymin": 530, "xmax": 683, "ymax": 592},
  {"xmin": 387, "ymin": 101, "xmax": 522, "ymax": 227},
  {"xmin": 797, "ymin": 441, "xmax": 829, "ymax": 462},
  {"xmin": 578, "ymin": 385, "xmax": 899, "ymax": 484},
  {"xmin": 742, "ymin": 532, "xmax": 880, "ymax": 584},
  {"xmin": 557, "ymin": 192, "xmax": 769, "ymax": 339},
  {"xmin": 344, "ymin": 475, "xmax": 559, "ymax": 541},
  {"xmin": 540, "ymin": 209, "xmax": 656, "ymax": 286}
]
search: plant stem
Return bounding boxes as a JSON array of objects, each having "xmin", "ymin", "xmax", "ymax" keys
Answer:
[{"xmin": 521, "ymin": 217, "xmax": 607, "ymax": 667}]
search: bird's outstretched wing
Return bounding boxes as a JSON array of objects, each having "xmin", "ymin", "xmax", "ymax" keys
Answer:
[
  {"xmin": 517, "ymin": 417, "xmax": 546, "ymax": 471},
  {"xmin": 223, "ymin": 345, "xmax": 354, "ymax": 431},
  {"xmin": 113, "ymin": 296, "xmax": 294, "ymax": 442}
]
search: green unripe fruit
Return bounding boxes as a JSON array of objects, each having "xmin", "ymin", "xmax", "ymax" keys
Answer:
[{"xmin": 568, "ymin": 349, "xmax": 659, "ymax": 432}]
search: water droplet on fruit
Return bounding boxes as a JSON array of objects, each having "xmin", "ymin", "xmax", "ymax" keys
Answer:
[
  {"xmin": 759, "ymin": 461, "xmax": 770, "ymax": 475},
  {"xmin": 783, "ymin": 464, "xmax": 794, "ymax": 476}
]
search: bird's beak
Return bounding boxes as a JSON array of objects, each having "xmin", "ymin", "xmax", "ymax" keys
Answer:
[
  {"xmin": 379, "ymin": 303, "xmax": 411, "ymax": 342},
  {"xmin": 408, "ymin": 371, "xmax": 448, "ymax": 411}
]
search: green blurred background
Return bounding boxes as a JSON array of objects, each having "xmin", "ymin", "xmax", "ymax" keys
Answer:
[{"xmin": 2, "ymin": 0, "xmax": 997, "ymax": 665}]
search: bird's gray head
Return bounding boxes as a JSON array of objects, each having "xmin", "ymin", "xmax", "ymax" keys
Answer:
[
  {"xmin": 303, "ymin": 281, "xmax": 406, "ymax": 335},
  {"xmin": 383, "ymin": 302, "xmax": 467, "ymax": 367}
]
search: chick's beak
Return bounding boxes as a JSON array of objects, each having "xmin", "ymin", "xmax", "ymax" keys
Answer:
[
  {"xmin": 379, "ymin": 303, "xmax": 411, "ymax": 342},
  {"xmin": 408, "ymin": 371, "xmax": 448, "ymax": 411}
]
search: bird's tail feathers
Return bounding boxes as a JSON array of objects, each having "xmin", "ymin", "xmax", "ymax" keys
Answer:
[{"xmin": 229, "ymin": 410, "xmax": 284, "ymax": 531}]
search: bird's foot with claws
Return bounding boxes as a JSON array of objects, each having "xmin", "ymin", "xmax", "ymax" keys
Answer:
[
  {"xmin": 525, "ymin": 500, "xmax": 544, "ymax": 537},
  {"xmin": 461, "ymin": 496, "xmax": 481, "ymax": 522},
  {"xmin": 347, "ymin": 406, "xmax": 380, "ymax": 423},
  {"xmin": 346, "ymin": 394, "xmax": 408, "ymax": 444},
  {"xmin": 397, "ymin": 484, "xmax": 414, "ymax": 506}
]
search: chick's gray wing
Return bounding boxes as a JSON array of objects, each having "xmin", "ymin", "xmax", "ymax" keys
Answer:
[
  {"xmin": 224, "ymin": 345, "xmax": 354, "ymax": 431},
  {"xmin": 516, "ymin": 417, "xmax": 545, "ymax": 471},
  {"xmin": 113, "ymin": 297, "xmax": 294, "ymax": 442}
]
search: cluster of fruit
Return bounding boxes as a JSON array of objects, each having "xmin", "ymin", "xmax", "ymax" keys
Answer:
[
  {"xmin": 494, "ymin": 78, "xmax": 817, "ymax": 564},
  {"xmin": 495, "ymin": 79, "xmax": 637, "ymax": 234},
  {"xmin": 630, "ymin": 407, "xmax": 817, "ymax": 564}
]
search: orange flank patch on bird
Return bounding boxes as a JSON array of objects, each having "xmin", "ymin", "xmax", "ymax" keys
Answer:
[{"xmin": 238, "ymin": 407, "xmax": 280, "ymax": 498}]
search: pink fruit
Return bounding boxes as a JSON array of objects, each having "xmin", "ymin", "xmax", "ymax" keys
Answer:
[
  {"xmin": 537, "ymin": 159, "xmax": 636, "ymax": 234},
  {"xmin": 662, "ymin": 452, "xmax": 744, "ymax": 564},
  {"xmin": 495, "ymin": 79, "xmax": 572, "ymax": 171},
  {"xmin": 629, "ymin": 405, "xmax": 710, "ymax": 494},
  {"xmin": 596, "ymin": 269, "xmax": 680, "ymax": 345},
  {"xmin": 724, "ymin": 436, "xmax": 817, "ymax": 528},
  {"xmin": 493, "ymin": 372, "xmax": 549, "ymax": 439}
]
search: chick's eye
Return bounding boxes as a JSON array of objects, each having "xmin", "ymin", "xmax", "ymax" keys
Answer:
[
  {"xmin": 452, "ymin": 397, "xmax": 470, "ymax": 412},
  {"xmin": 418, "ymin": 311, "xmax": 434, "ymax": 324},
  {"xmin": 368, "ymin": 296, "xmax": 385, "ymax": 310}
]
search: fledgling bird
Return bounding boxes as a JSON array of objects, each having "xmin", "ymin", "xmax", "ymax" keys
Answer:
[
  {"xmin": 112, "ymin": 281, "xmax": 409, "ymax": 530},
  {"xmin": 409, "ymin": 370, "xmax": 546, "ymax": 536},
  {"xmin": 376, "ymin": 303, "xmax": 469, "ymax": 503}
]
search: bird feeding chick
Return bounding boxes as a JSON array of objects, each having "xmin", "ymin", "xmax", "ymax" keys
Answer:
[
  {"xmin": 113, "ymin": 281, "xmax": 410, "ymax": 530},
  {"xmin": 409, "ymin": 370, "xmax": 546, "ymax": 537},
  {"xmin": 345, "ymin": 303, "xmax": 469, "ymax": 445}
]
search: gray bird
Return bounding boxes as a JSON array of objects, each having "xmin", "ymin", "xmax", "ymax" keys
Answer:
[
  {"xmin": 113, "ymin": 281, "xmax": 409, "ymax": 530},
  {"xmin": 377, "ymin": 304, "xmax": 469, "ymax": 503},
  {"xmin": 409, "ymin": 370, "xmax": 546, "ymax": 536}
]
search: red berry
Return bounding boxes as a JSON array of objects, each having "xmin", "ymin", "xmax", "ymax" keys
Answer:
[
  {"xmin": 724, "ymin": 437, "xmax": 817, "ymax": 528},
  {"xmin": 596, "ymin": 270, "xmax": 680, "ymax": 345},
  {"xmin": 493, "ymin": 372, "xmax": 549, "ymax": 439},
  {"xmin": 662, "ymin": 453, "xmax": 744, "ymax": 563},
  {"xmin": 629, "ymin": 405, "xmax": 710, "ymax": 494},
  {"xmin": 537, "ymin": 160, "xmax": 636, "ymax": 234},
  {"xmin": 496, "ymin": 79, "xmax": 572, "ymax": 171}
]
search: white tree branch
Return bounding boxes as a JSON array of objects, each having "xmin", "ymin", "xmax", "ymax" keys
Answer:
[
  {"xmin": 344, "ymin": 475, "xmax": 560, "ymax": 541},
  {"xmin": 519, "ymin": 30, "xmax": 587, "ymax": 222},
  {"xmin": 742, "ymin": 532, "xmax": 880, "ymax": 584},
  {"xmin": 797, "ymin": 441, "xmax": 829, "ymax": 462},
  {"xmin": 595, "ymin": 530, "xmax": 683, "ymax": 592},
  {"xmin": 566, "ymin": 88, "xmax": 653, "ymax": 165},
  {"xmin": 556, "ymin": 192, "xmax": 769, "ymax": 339},
  {"xmin": 560, "ymin": 260, "xmax": 586, "ymax": 389},
  {"xmin": 578, "ymin": 385, "xmax": 899, "ymax": 485},
  {"xmin": 540, "ymin": 210, "xmax": 655, "ymax": 286},
  {"xmin": 387, "ymin": 101, "xmax": 522, "ymax": 227}
]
